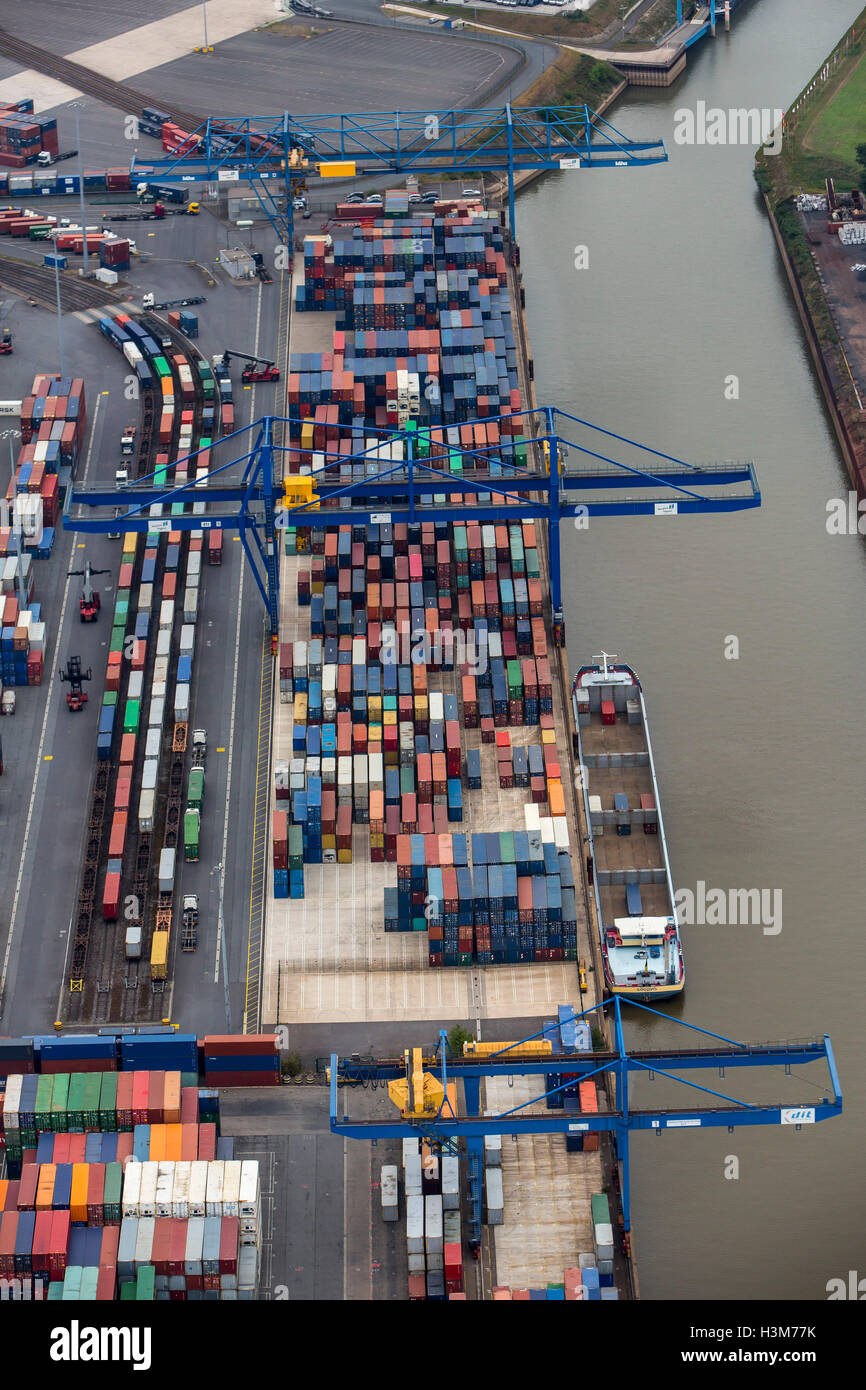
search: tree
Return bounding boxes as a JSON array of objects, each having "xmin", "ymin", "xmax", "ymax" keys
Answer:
[
  {"xmin": 447, "ymin": 1023, "xmax": 474, "ymax": 1056},
  {"xmin": 280, "ymin": 1051, "xmax": 302, "ymax": 1078}
]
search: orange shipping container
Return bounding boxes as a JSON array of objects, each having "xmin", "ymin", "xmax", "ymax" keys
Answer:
[
  {"xmin": 149, "ymin": 1125, "xmax": 166, "ymax": 1162},
  {"xmin": 165, "ymin": 1124, "xmax": 182, "ymax": 1161},
  {"xmin": 70, "ymin": 1163, "xmax": 89, "ymax": 1224},
  {"xmin": 35, "ymin": 1166, "xmax": 56, "ymax": 1210},
  {"xmin": 548, "ymin": 781, "xmax": 565, "ymax": 817}
]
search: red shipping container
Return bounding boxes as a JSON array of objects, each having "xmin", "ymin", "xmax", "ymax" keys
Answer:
[
  {"xmin": 96, "ymin": 1264, "xmax": 117, "ymax": 1300},
  {"xmin": 49, "ymin": 1211, "xmax": 70, "ymax": 1276},
  {"xmin": 131, "ymin": 1071, "xmax": 149, "ymax": 1126},
  {"xmin": 17, "ymin": 1164, "xmax": 38, "ymax": 1211},
  {"xmin": 119, "ymin": 733, "xmax": 136, "ymax": 768},
  {"xmin": 152, "ymin": 1217, "xmax": 172, "ymax": 1274},
  {"xmin": 102, "ymin": 871, "xmax": 121, "ymax": 921},
  {"xmin": 202, "ymin": 1035, "xmax": 279, "ymax": 1057},
  {"xmin": 101, "ymin": 1226, "xmax": 119, "ymax": 1265},
  {"xmin": 108, "ymin": 811, "xmax": 127, "ymax": 859},
  {"xmin": 167, "ymin": 1220, "xmax": 188, "ymax": 1277},
  {"xmin": 148, "ymin": 1071, "xmax": 165, "ymax": 1124},
  {"xmin": 0, "ymin": 1210, "xmax": 17, "ymax": 1276},
  {"xmin": 218, "ymin": 1216, "xmax": 239, "ymax": 1274},
  {"xmin": 180, "ymin": 1087, "xmax": 198, "ymax": 1126},
  {"xmin": 31, "ymin": 1210, "xmax": 52, "ymax": 1274},
  {"xmin": 197, "ymin": 1124, "xmax": 216, "ymax": 1161},
  {"xmin": 86, "ymin": 1164, "xmax": 105, "ymax": 1226},
  {"xmin": 116, "ymin": 1072, "xmax": 134, "ymax": 1129}
]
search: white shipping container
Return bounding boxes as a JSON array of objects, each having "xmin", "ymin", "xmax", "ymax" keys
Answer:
[
  {"xmin": 380, "ymin": 1165, "xmax": 398, "ymax": 1220},
  {"xmin": 135, "ymin": 1215, "xmax": 155, "ymax": 1265},
  {"xmin": 184, "ymin": 1217, "xmax": 205, "ymax": 1276},
  {"xmin": 524, "ymin": 803, "xmax": 541, "ymax": 833},
  {"xmin": 156, "ymin": 629, "xmax": 171, "ymax": 659},
  {"xmin": 155, "ymin": 1163, "xmax": 174, "ymax": 1218},
  {"xmin": 239, "ymin": 1162, "xmax": 260, "ymax": 1217},
  {"xmin": 141, "ymin": 758, "xmax": 158, "ymax": 792},
  {"xmin": 187, "ymin": 551, "xmax": 201, "ymax": 581},
  {"xmin": 402, "ymin": 1137, "xmax": 419, "ymax": 1168},
  {"xmin": 128, "ymin": 670, "xmax": 144, "ymax": 702},
  {"xmin": 138, "ymin": 787, "xmax": 155, "ymax": 833},
  {"xmin": 484, "ymin": 1167, "xmax": 504, "ymax": 1225},
  {"xmin": 151, "ymin": 680, "xmax": 167, "ymax": 703},
  {"xmin": 553, "ymin": 816, "xmax": 570, "ymax": 851},
  {"xmin": 441, "ymin": 1156, "xmax": 460, "ymax": 1210},
  {"xmin": 138, "ymin": 1161, "xmax": 158, "ymax": 1218},
  {"xmin": 159, "ymin": 598, "xmax": 174, "ymax": 631},
  {"xmin": 137, "ymin": 583, "xmax": 154, "ymax": 612},
  {"xmin": 180, "ymin": 624, "xmax": 195, "ymax": 657},
  {"xmin": 406, "ymin": 1194, "xmax": 425, "ymax": 1254},
  {"xmin": 123, "ymin": 341, "xmax": 142, "ymax": 367},
  {"xmin": 183, "ymin": 587, "xmax": 199, "ymax": 623},
  {"xmin": 174, "ymin": 683, "xmax": 190, "ymax": 723},
  {"xmin": 125, "ymin": 925, "xmax": 142, "ymax": 959},
  {"xmin": 28, "ymin": 620, "xmax": 46, "ymax": 652},
  {"xmin": 148, "ymin": 695, "xmax": 164, "ymax": 729},
  {"xmin": 145, "ymin": 727, "xmax": 161, "ymax": 760},
  {"xmin": 237, "ymin": 1246, "xmax": 259, "ymax": 1290},
  {"xmin": 352, "ymin": 637, "xmax": 365, "ymax": 666},
  {"xmin": 222, "ymin": 1160, "xmax": 242, "ymax": 1217},
  {"xmin": 404, "ymin": 1154, "xmax": 422, "ymax": 1196},
  {"xmin": 189, "ymin": 1162, "xmax": 208, "ymax": 1217},
  {"xmin": 424, "ymin": 1194, "xmax": 443, "ymax": 1254},
  {"xmin": 407, "ymin": 1252, "xmax": 426, "ymax": 1274},
  {"xmin": 122, "ymin": 1161, "xmax": 142, "ymax": 1217},
  {"xmin": 153, "ymin": 656, "xmax": 170, "ymax": 685},
  {"xmin": 205, "ymin": 1161, "xmax": 225, "ymax": 1216},
  {"xmin": 429, "ymin": 692, "xmax": 444, "ymax": 723},
  {"xmin": 172, "ymin": 1161, "xmax": 192, "ymax": 1219},
  {"xmin": 484, "ymin": 1131, "xmax": 502, "ymax": 1166},
  {"xmin": 158, "ymin": 846, "xmax": 176, "ymax": 894}
]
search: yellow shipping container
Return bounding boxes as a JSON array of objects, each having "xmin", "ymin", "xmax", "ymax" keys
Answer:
[
  {"xmin": 301, "ymin": 421, "xmax": 315, "ymax": 450},
  {"xmin": 294, "ymin": 692, "xmax": 308, "ymax": 724},
  {"xmin": 318, "ymin": 160, "xmax": 356, "ymax": 178},
  {"xmin": 463, "ymin": 1039, "xmax": 552, "ymax": 1059},
  {"xmin": 541, "ymin": 728, "xmax": 557, "ymax": 745},
  {"xmin": 122, "ymin": 533, "xmax": 139, "ymax": 554},
  {"xmin": 151, "ymin": 930, "xmax": 169, "ymax": 980},
  {"xmin": 337, "ymin": 848, "xmax": 353, "ymax": 864}
]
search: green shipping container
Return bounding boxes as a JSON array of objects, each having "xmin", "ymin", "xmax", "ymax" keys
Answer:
[
  {"xmin": 102, "ymin": 690, "xmax": 118, "ymax": 707},
  {"xmin": 99, "ymin": 1072, "xmax": 118, "ymax": 1130},
  {"xmin": 83, "ymin": 1073, "xmax": 102, "ymax": 1127},
  {"xmin": 62, "ymin": 1266, "xmax": 82, "ymax": 1300},
  {"xmin": 184, "ymin": 807, "xmax": 200, "ymax": 861},
  {"xmin": 119, "ymin": 1279, "xmax": 136, "ymax": 1301},
  {"xmin": 124, "ymin": 700, "xmax": 141, "ymax": 734},
  {"xmin": 399, "ymin": 767, "xmax": 415, "ymax": 795},
  {"xmin": 47, "ymin": 1282, "xmax": 64, "ymax": 1301},
  {"xmin": 499, "ymin": 832, "xmax": 515, "ymax": 865},
  {"xmin": 136, "ymin": 1265, "xmax": 156, "ymax": 1301},
  {"xmin": 51, "ymin": 1072, "xmax": 70, "ymax": 1131},
  {"xmin": 110, "ymin": 628, "xmax": 126, "ymax": 654},
  {"xmin": 79, "ymin": 1268, "xmax": 99, "ymax": 1300},
  {"xmin": 67, "ymin": 1072, "xmax": 87, "ymax": 1131},
  {"xmin": 104, "ymin": 1162, "xmax": 123, "ymax": 1220},
  {"xmin": 288, "ymin": 824, "xmax": 303, "ymax": 870},
  {"xmin": 36, "ymin": 1074, "xmax": 54, "ymax": 1129},
  {"xmin": 188, "ymin": 766, "xmax": 205, "ymax": 810},
  {"xmin": 591, "ymin": 1193, "xmax": 611, "ymax": 1227}
]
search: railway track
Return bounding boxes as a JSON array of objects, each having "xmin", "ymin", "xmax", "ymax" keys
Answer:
[
  {"xmin": 0, "ymin": 28, "xmax": 203, "ymax": 131},
  {"xmin": 0, "ymin": 255, "xmax": 121, "ymax": 312}
]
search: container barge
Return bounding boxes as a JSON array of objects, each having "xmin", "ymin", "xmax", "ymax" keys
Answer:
[{"xmin": 572, "ymin": 655, "xmax": 684, "ymax": 1001}]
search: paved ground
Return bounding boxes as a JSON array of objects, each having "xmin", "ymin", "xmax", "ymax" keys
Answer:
[
  {"xmin": 220, "ymin": 1086, "xmax": 412, "ymax": 1300},
  {"xmin": 803, "ymin": 207, "xmax": 866, "ymax": 403}
]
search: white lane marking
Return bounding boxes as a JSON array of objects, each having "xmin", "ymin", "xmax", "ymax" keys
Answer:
[
  {"xmin": 213, "ymin": 278, "xmax": 263, "ymax": 985},
  {"xmin": 0, "ymin": 392, "xmax": 103, "ymax": 1009}
]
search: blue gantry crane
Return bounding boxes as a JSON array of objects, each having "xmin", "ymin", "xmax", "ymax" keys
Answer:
[
  {"xmin": 131, "ymin": 103, "xmax": 668, "ymax": 248},
  {"xmin": 66, "ymin": 406, "xmax": 760, "ymax": 643},
  {"xmin": 329, "ymin": 1000, "xmax": 842, "ymax": 1247}
]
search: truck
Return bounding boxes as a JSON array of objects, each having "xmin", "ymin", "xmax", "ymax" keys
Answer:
[
  {"xmin": 181, "ymin": 894, "xmax": 199, "ymax": 952},
  {"xmin": 183, "ymin": 807, "xmax": 200, "ymax": 862},
  {"xmin": 192, "ymin": 727, "xmax": 206, "ymax": 765},
  {"xmin": 120, "ymin": 423, "xmax": 136, "ymax": 457}
]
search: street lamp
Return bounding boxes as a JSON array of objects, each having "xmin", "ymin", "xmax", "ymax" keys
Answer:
[
  {"xmin": 53, "ymin": 254, "xmax": 66, "ymax": 378},
  {"xmin": 200, "ymin": 1, "xmax": 213, "ymax": 52},
  {"xmin": 70, "ymin": 102, "xmax": 89, "ymax": 277}
]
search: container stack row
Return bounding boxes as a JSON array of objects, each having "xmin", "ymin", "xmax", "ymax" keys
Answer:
[
  {"xmin": 0, "ymin": 592, "xmax": 45, "ymax": 687},
  {"xmin": 201, "ymin": 1035, "xmax": 281, "ymax": 1088},
  {"xmin": 0, "ymin": 1155, "xmax": 260, "ymax": 1301},
  {"xmin": 0, "ymin": 101, "xmax": 56, "ymax": 168},
  {"xmin": 402, "ymin": 1142, "xmax": 463, "ymax": 1302},
  {"xmin": 383, "ymin": 821, "xmax": 577, "ymax": 966}
]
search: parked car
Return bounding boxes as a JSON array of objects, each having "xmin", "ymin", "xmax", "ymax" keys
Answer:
[
  {"xmin": 345, "ymin": 192, "xmax": 365, "ymax": 203},
  {"xmin": 461, "ymin": 187, "xmax": 482, "ymax": 198}
]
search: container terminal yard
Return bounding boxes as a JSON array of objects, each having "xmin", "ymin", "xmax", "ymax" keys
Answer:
[{"xmin": 0, "ymin": 0, "xmax": 850, "ymax": 1324}]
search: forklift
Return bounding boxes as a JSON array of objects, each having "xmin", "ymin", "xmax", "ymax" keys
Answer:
[
  {"xmin": 219, "ymin": 349, "xmax": 281, "ymax": 383},
  {"xmin": 0, "ymin": 329, "xmax": 12, "ymax": 356},
  {"xmin": 68, "ymin": 559, "xmax": 112, "ymax": 622},
  {"xmin": 59, "ymin": 655, "xmax": 92, "ymax": 712}
]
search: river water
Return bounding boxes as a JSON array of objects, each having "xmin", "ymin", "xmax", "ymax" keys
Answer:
[{"xmin": 518, "ymin": 0, "xmax": 866, "ymax": 1299}]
